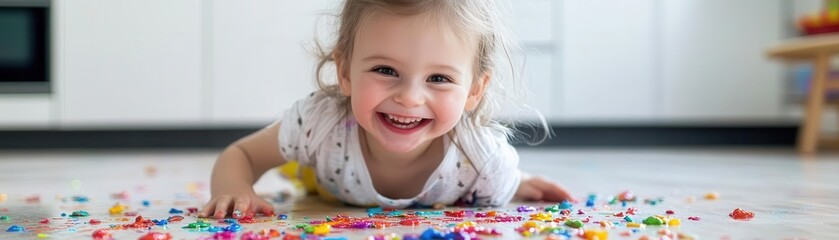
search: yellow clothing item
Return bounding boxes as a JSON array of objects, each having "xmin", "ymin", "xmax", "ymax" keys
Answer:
[{"xmin": 278, "ymin": 160, "xmax": 338, "ymax": 202}]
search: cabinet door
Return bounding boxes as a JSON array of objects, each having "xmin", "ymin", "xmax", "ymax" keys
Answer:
[
  {"xmin": 0, "ymin": 95, "xmax": 52, "ymax": 128},
  {"xmin": 57, "ymin": 0, "xmax": 203, "ymax": 128},
  {"xmin": 559, "ymin": 0, "xmax": 658, "ymax": 122},
  {"xmin": 659, "ymin": 0, "xmax": 785, "ymax": 120},
  {"xmin": 210, "ymin": 1, "xmax": 339, "ymax": 125}
]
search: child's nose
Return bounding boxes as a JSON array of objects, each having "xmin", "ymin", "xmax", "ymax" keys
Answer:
[{"xmin": 393, "ymin": 81, "xmax": 425, "ymax": 107}]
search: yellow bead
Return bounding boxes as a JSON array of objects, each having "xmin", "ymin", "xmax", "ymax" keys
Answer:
[
  {"xmin": 37, "ymin": 233, "xmax": 48, "ymax": 238},
  {"xmin": 456, "ymin": 221, "xmax": 477, "ymax": 228},
  {"xmin": 109, "ymin": 203, "xmax": 126, "ymax": 214},
  {"xmin": 668, "ymin": 218, "xmax": 681, "ymax": 226},
  {"xmin": 529, "ymin": 212, "xmax": 553, "ymax": 221},
  {"xmin": 704, "ymin": 192, "xmax": 719, "ymax": 200},
  {"xmin": 626, "ymin": 222, "xmax": 645, "ymax": 228},
  {"xmin": 521, "ymin": 221, "xmax": 540, "ymax": 229},
  {"xmin": 583, "ymin": 229, "xmax": 608, "ymax": 240},
  {"xmin": 0, "ymin": 193, "xmax": 6, "ymax": 202},
  {"xmin": 313, "ymin": 224, "xmax": 330, "ymax": 236}
]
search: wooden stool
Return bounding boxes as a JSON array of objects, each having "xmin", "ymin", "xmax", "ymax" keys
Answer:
[{"xmin": 768, "ymin": 33, "xmax": 839, "ymax": 153}]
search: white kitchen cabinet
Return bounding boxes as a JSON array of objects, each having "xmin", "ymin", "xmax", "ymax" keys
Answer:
[
  {"xmin": 658, "ymin": 0, "xmax": 787, "ymax": 120},
  {"xmin": 558, "ymin": 0, "xmax": 658, "ymax": 122},
  {"xmin": 0, "ymin": 94, "xmax": 52, "ymax": 128},
  {"xmin": 56, "ymin": 0, "xmax": 204, "ymax": 128}
]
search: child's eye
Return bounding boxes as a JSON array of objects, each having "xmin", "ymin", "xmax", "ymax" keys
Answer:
[
  {"xmin": 372, "ymin": 66, "xmax": 398, "ymax": 77},
  {"xmin": 428, "ymin": 75, "xmax": 452, "ymax": 83}
]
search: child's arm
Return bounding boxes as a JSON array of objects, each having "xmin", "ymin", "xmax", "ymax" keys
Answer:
[
  {"xmin": 515, "ymin": 171, "xmax": 577, "ymax": 203},
  {"xmin": 198, "ymin": 122, "xmax": 285, "ymax": 219}
]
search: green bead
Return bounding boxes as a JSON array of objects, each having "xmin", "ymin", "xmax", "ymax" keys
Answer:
[
  {"xmin": 642, "ymin": 216, "xmax": 664, "ymax": 225},
  {"xmin": 69, "ymin": 210, "xmax": 89, "ymax": 217},
  {"xmin": 564, "ymin": 219, "xmax": 583, "ymax": 228}
]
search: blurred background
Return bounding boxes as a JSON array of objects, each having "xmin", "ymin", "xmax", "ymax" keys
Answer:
[{"xmin": 0, "ymin": 0, "xmax": 835, "ymax": 149}]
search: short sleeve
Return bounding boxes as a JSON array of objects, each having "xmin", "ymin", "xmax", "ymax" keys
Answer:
[
  {"xmin": 455, "ymin": 119, "xmax": 522, "ymax": 207},
  {"xmin": 278, "ymin": 91, "xmax": 347, "ymax": 166}
]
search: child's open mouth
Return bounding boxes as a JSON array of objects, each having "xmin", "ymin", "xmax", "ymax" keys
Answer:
[{"xmin": 377, "ymin": 112, "xmax": 431, "ymax": 132}]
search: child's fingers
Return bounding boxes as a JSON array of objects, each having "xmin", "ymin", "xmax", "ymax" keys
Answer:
[
  {"xmin": 198, "ymin": 199, "xmax": 218, "ymax": 218},
  {"xmin": 254, "ymin": 198, "xmax": 275, "ymax": 216},
  {"xmin": 232, "ymin": 197, "xmax": 251, "ymax": 218},
  {"xmin": 515, "ymin": 180, "xmax": 544, "ymax": 201},
  {"xmin": 532, "ymin": 177, "xmax": 576, "ymax": 202},
  {"xmin": 213, "ymin": 196, "xmax": 234, "ymax": 219}
]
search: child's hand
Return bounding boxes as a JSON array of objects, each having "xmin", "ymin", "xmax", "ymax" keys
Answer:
[
  {"xmin": 198, "ymin": 191, "xmax": 275, "ymax": 219},
  {"xmin": 515, "ymin": 174, "xmax": 577, "ymax": 203}
]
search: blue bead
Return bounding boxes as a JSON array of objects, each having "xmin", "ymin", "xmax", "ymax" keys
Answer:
[
  {"xmin": 278, "ymin": 214, "xmax": 288, "ymax": 220},
  {"xmin": 558, "ymin": 200, "xmax": 573, "ymax": 209},
  {"xmin": 366, "ymin": 207, "xmax": 383, "ymax": 213},
  {"xmin": 168, "ymin": 208, "xmax": 183, "ymax": 214},
  {"xmin": 420, "ymin": 228, "xmax": 444, "ymax": 240},
  {"xmin": 6, "ymin": 225, "xmax": 25, "ymax": 232},
  {"xmin": 585, "ymin": 199, "xmax": 595, "ymax": 207},
  {"xmin": 225, "ymin": 223, "xmax": 242, "ymax": 232},
  {"xmin": 142, "ymin": 200, "xmax": 150, "ymax": 207}
]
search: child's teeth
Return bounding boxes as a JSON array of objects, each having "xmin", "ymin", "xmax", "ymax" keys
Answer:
[{"xmin": 386, "ymin": 114, "xmax": 420, "ymax": 124}]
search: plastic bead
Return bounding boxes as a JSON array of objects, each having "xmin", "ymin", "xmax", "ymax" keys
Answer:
[
  {"xmin": 642, "ymin": 216, "xmax": 664, "ymax": 225},
  {"xmin": 668, "ymin": 218, "xmax": 681, "ymax": 226},
  {"xmin": 516, "ymin": 206, "xmax": 537, "ymax": 213},
  {"xmin": 558, "ymin": 200, "xmax": 573, "ymax": 209},
  {"xmin": 69, "ymin": 210, "xmax": 89, "ymax": 217},
  {"xmin": 564, "ymin": 219, "xmax": 583, "ymax": 228},
  {"xmin": 704, "ymin": 192, "xmax": 719, "ymax": 200},
  {"xmin": 626, "ymin": 222, "xmax": 645, "ymax": 228},
  {"xmin": 6, "ymin": 225, "xmax": 24, "ymax": 232},
  {"xmin": 582, "ymin": 229, "xmax": 608, "ymax": 240},
  {"xmin": 529, "ymin": 212, "xmax": 553, "ymax": 221},
  {"xmin": 71, "ymin": 195, "xmax": 89, "ymax": 203},
  {"xmin": 313, "ymin": 224, "xmax": 331, "ymax": 236},
  {"xmin": 92, "ymin": 229, "xmax": 113, "ymax": 240},
  {"xmin": 109, "ymin": 203, "xmax": 126, "ymax": 214},
  {"xmin": 729, "ymin": 208, "xmax": 754, "ymax": 220}
]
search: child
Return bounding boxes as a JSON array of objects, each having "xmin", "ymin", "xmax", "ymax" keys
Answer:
[{"xmin": 199, "ymin": 0, "xmax": 573, "ymax": 219}]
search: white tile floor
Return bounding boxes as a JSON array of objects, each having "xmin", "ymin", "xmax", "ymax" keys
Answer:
[{"xmin": 0, "ymin": 148, "xmax": 838, "ymax": 239}]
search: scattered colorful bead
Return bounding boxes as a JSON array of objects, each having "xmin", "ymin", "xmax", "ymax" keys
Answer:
[
  {"xmin": 5, "ymin": 225, "xmax": 24, "ymax": 232},
  {"xmin": 729, "ymin": 208, "xmax": 755, "ymax": 220},
  {"xmin": 69, "ymin": 210, "xmax": 90, "ymax": 217}
]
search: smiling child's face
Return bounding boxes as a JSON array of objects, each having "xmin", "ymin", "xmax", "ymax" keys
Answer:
[{"xmin": 337, "ymin": 12, "xmax": 487, "ymax": 154}]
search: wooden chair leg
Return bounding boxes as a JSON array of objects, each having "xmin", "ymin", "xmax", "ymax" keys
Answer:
[{"xmin": 799, "ymin": 54, "xmax": 830, "ymax": 154}]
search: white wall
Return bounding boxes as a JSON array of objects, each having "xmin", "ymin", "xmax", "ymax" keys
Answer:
[{"xmin": 0, "ymin": 0, "xmax": 811, "ymax": 129}]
